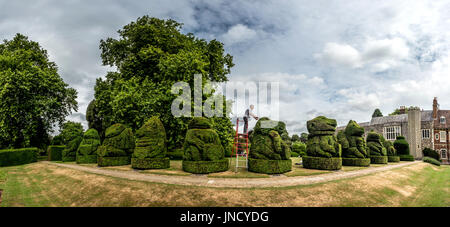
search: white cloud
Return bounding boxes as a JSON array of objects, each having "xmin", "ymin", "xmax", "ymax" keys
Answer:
[
  {"xmin": 222, "ymin": 24, "xmax": 258, "ymax": 45},
  {"xmin": 315, "ymin": 42, "xmax": 363, "ymax": 68}
]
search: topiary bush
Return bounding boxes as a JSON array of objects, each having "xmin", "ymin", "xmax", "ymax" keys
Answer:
[
  {"xmin": 423, "ymin": 156, "xmax": 441, "ymax": 166},
  {"xmin": 76, "ymin": 129, "xmax": 101, "ymax": 164},
  {"xmin": 394, "ymin": 136, "xmax": 414, "ymax": 161},
  {"xmin": 62, "ymin": 136, "xmax": 82, "ymax": 162},
  {"xmin": 381, "ymin": 136, "xmax": 399, "ymax": 162},
  {"xmin": 291, "ymin": 141, "xmax": 306, "ymax": 157},
  {"xmin": 132, "ymin": 116, "xmax": 170, "ymax": 169},
  {"xmin": 167, "ymin": 148, "xmax": 184, "ymax": 160},
  {"xmin": 248, "ymin": 117, "xmax": 292, "ymax": 174},
  {"xmin": 0, "ymin": 148, "xmax": 38, "ymax": 167},
  {"xmin": 304, "ymin": 116, "xmax": 342, "ymax": 170},
  {"xmin": 337, "ymin": 120, "xmax": 370, "ymax": 166},
  {"xmin": 182, "ymin": 117, "xmax": 228, "ymax": 173},
  {"xmin": 367, "ymin": 132, "xmax": 388, "ymax": 164},
  {"xmin": 291, "ymin": 151, "xmax": 300, "ymax": 157},
  {"xmin": 48, "ymin": 145, "xmax": 65, "ymax": 161},
  {"xmin": 97, "ymin": 123, "xmax": 135, "ymax": 167},
  {"xmin": 422, "ymin": 148, "xmax": 440, "ymax": 161}
]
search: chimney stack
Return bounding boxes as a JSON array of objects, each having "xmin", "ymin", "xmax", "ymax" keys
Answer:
[
  {"xmin": 433, "ymin": 97, "xmax": 439, "ymax": 119},
  {"xmin": 399, "ymin": 106, "xmax": 406, "ymax": 114}
]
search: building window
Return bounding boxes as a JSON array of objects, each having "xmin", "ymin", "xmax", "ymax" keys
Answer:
[
  {"xmin": 441, "ymin": 149, "xmax": 447, "ymax": 160},
  {"xmin": 440, "ymin": 116, "xmax": 446, "ymax": 124},
  {"xmin": 435, "ymin": 133, "xmax": 440, "ymax": 140},
  {"xmin": 440, "ymin": 131, "xmax": 446, "ymax": 142},
  {"xmin": 383, "ymin": 126, "xmax": 401, "ymax": 140},
  {"xmin": 422, "ymin": 129, "xmax": 430, "ymax": 139}
]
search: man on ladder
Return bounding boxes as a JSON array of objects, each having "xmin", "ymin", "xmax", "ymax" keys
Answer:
[{"xmin": 243, "ymin": 104, "xmax": 258, "ymax": 134}]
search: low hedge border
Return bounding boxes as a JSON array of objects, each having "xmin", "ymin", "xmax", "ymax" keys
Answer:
[
  {"xmin": 167, "ymin": 149, "xmax": 184, "ymax": 160},
  {"xmin": 370, "ymin": 156, "xmax": 388, "ymax": 164},
  {"xmin": 302, "ymin": 156, "xmax": 342, "ymax": 170},
  {"xmin": 62, "ymin": 156, "xmax": 76, "ymax": 162},
  {"xmin": 182, "ymin": 159, "xmax": 229, "ymax": 174},
  {"xmin": 387, "ymin": 156, "xmax": 400, "ymax": 162},
  {"xmin": 399, "ymin": 155, "xmax": 415, "ymax": 161},
  {"xmin": 132, "ymin": 157, "xmax": 170, "ymax": 170},
  {"xmin": 342, "ymin": 158, "xmax": 370, "ymax": 167},
  {"xmin": 0, "ymin": 148, "xmax": 38, "ymax": 167},
  {"xmin": 48, "ymin": 145, "xmax": 65, "ymax": 161},
  {"xmin": 37, "ymin": 156, "xmax": 48, "ymax": 161},
  {"xmin": 76, "ymin": 155, "xmax": 98, "ymax": 164},
  {"xmin": 423, "ymin": 157, "xmax": 441, "ymax": 166},
  {"xmin": 98, "ymin": 156, "xmax": 131, "ymax": 167},
  {"xmin": 248, "ymin": 158, "xmax": 292, "ymax": 174}
]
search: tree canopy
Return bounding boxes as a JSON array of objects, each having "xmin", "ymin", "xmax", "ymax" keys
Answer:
[
  {"xmin": 0, "ymin": 34, "xmax": 78, "ymax": 149},
  {"xmin": 372, "ymin": 108, "xmax": 383, "ymax": 118},
  {"xmin": 92, "ymin": 16, "xmax": 235, "ymax": 151}
]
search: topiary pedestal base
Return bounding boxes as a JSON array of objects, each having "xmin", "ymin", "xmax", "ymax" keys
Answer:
[
  {"xmin": 342, "ymin": 158, "xmax": 370, "ymax": 167},
  {"xmin": 302, "ymin": 156, "xmax": 342, "ymax": 170},
  {"xmin": 388, "ymin": 156, "xmax": 400, "ymax": 162},
  {"xmin": 98, "ymin": 156, "xmax": 131, "ymax": 167},
  {"xmin": 132, "ymin": 157, "xmax": 170, "ymax": 170},
  {"xmin": 399, "ymin": 155, "xmax": 415, "ymax": 161},
  {"xmin": 370, "ymin": 156, "xmax": 388, "ymax": 164},
  {"xmin": 77, "ymin": 155, "xmax": 97, "ymax": 164},
  {"xmin": 248, "ymin": 158, "xmax": 292, "ymax": 174},
  {"xmin": 182, "ymin": 159, "xmax": 229, "ymax": 174},
  {"xmin": 62, "ymin": 156, "xmax": 76, "ymax": 162}
]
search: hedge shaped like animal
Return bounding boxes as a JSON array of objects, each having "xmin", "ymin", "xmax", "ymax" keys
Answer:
[
  {"xmin": 248, "ymin": 117, "xmax": 292, "ymax": 174},
  {"xmin": 97, "ymin": 123, "xmax": 135, "ymax": 167},
  {"xmin": 366, "ymin": 132, "xmax": 388, "ymax": 164},
  {"xmin": 76, "ymin": 129, "xmax": 101, "ymax": 164},
  {"xmin": 337, "ymin": 120, "xmax": 370, "ymax": 166},
  {"xmin": 394, "ymin": 136, "xmax": 414, "ymax": 161},
  {"xmin": 381, "ymin": 137, "xmax": 399, "ymax": 162},
  {"xmin": 182, "ymin": 117, "xmax": 228, "ymax": 173},
  {"xmin": 249, "ymin": 117, "xmax": 291, "ymax": 160},
  {"xmin": 132, "ymin": 116, "xmax": 169, "ymax": 169},
  {"xmin": 62, "ymin": 131, "xmax": 83, "ymax": 162},
  {"xmin": 303, "ymin": 116, "xmax": 342, "ymax": 170}
]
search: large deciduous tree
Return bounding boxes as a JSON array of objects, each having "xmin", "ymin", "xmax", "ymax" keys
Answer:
[
  {"xmin": 0, "ymin": 34, "xmax": 78, "ymax": 149},
  {"xmin": 92, "ymin": 16, "xmax": 234, "ymax": 151}
]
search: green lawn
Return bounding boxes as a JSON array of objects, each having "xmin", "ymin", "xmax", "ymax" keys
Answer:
[{"xmin": 0, "ymin": 161, "xmax": 448, "ymax": 207}]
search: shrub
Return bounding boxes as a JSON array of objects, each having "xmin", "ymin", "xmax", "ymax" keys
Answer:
[
  {"xmin": 423, "ymin": 157, "xmax": 441, "ymax": 166},
  {"xmin": 342, "ymin": 158, "xmax": 370, "ymax": 167},
  {"xmin": 183, "ymin": 117, "xmax": 224, "ymax": 161},
  {"xmin": 394, "ymin": 136, "xmax": 410, "ymax": 155},
  {"xmin": 291, "ymin": 152, "xmax": 300, "ymax": 157},
  {"xmin": 399, "ymin": 154, "xmax": 415, "ymax": 161},
  {"xmin": 337, "ymin": 120, "xmax": 368, "ymax": 159},
  {"xmin": 132, "ymin": 117, "xmax": 169, "ymax": 169},
  {"xmin": 302, "ymin": 156, "xmax": 342, "ymax": 170},
  {"xmin": 167, "ymin": 148, "xmax": 184, "ymax": 160},
  {"xmin": 48, "ymin": 145, "xmax": 65, "ymax": 161},
  {"xmin": 0, "ymin": 148, "xmax": 38, "ymax": 167},
  {"xmin": 306, "ymin": 116, "xmax": 341, "ymax": 158},
  {"xmin": 388, "ymin": 156, "xmax": 400, "ymax": 162},
  {"xmin": 422, "ymin": 148, "xmax": 440, "ymax": 161},
  {"xmin": 182, "ymin": 159, "xmax": 229, "ymax": 174},
  {"xmin": 370, "ymin": 156, "xmax": 388, "ymax": 164},
  {"xmin": 367, "ymin": 132, "xmax": 387, "ymax": 157},
  {"xmin": 248, "ymin": 158, "xmax": 292, "ymax": 174},
  {"xmin": 62, "ymin": 136, "xmax": 82, "ymax": 162},
  {"xmin": 291, "ymin": 142, "xmax": 306, "ymax": 157},
  {"xmin": 76, "ymin": 129, "xmax": 101, "ymax": 164},
  {"xmin": 97, "ymin": 123, "xmax": 135, "ymax": 167}
]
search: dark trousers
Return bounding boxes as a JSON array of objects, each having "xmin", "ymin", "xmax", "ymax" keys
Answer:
[{"xmin": 243, "ymin": 117, "xmax": 249, "ymax": 134}]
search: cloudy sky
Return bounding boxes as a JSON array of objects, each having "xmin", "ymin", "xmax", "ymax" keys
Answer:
[{"xmin": 1, "ymin": 0, "xmax": 450, "ymax": 135}]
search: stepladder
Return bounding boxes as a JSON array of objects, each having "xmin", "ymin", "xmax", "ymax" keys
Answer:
[{"xmin": 232, "ymin": 118, "xmax": 249, "ymax": 172}]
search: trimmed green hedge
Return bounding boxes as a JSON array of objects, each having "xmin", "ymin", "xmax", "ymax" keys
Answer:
[
  {"xmin": 423, "ymin": 157, "xmax": 440, "ymax": 166},
  {"xmin": 167, "ymin": 149, "xmax": 184, "ymax": 160},
  {"xmin": 98, "ymin": 156, "xmax": 131, "ymax": 167},
  {"xmin": 342, "ymin": 158, "xmax": 370, "ymax": 167},
  {"xmin": 76, "ymin": 155, "xmax": 98, "ymax": 164},
  {"xmin": 48, "ymin": 145, "xmax": 65, "ymax": 161},
  {"xmin": 132, "ymin": 157, "xmax": 170, "ymax": 170},
  {"xmin": 370, "ymin": 156, "xmax": 388, "ymax": 164},
  {"xmin": 422, "ymin": 148, "xmax": 440, "ymax": 161},
  {"xmin": 291, "ymin": 152, "xmax": 300, "ymax": 158},
  {"xmin": 388, "ymin": 156, "xmax": 400, "ymax": 162},
  {"xmin": 0, "ymin": 148, "xmax": 38, "ymax": 167},
  {"xmin": 399, "ymin": 155, "xmax": 415, "ymax": 161},
  {"xmin": 182, "ymin": 159, "xmax": 229, "ymax": 174},
  {"xmin": 62, "ymin": 156, "xmax": 76, "ymax": 162},
  {"xmin": 302, "ymin": 156, "xmax": 342, "ymax": 170},
  {"xmin": 37, "ymin": 156, "xmax": 48, "ymax": 161},
  {"xmin": 248, "ymin": 158, "xmax": 292, "ymax": 174}
]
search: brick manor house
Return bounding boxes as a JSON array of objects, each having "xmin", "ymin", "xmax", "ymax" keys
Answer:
[{"xmin": 337, "ymin": 97, "xmax": 450, "ymax": 165}]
